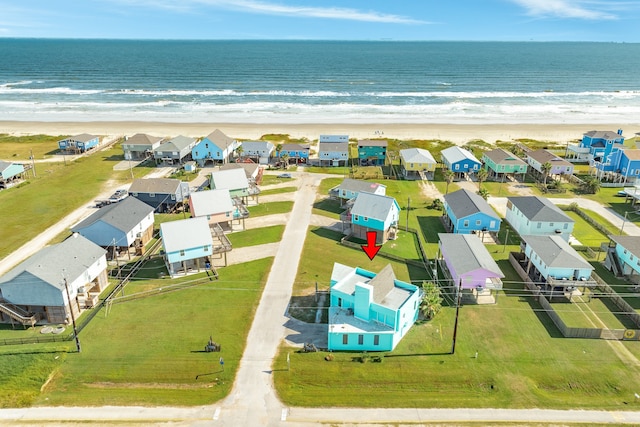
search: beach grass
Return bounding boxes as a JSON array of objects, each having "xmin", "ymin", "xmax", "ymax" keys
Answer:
[{"xmin": 0, "ymin": 133, "xmax": 66, "ymax": 160}]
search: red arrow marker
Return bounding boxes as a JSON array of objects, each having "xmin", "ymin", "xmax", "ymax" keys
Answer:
[{"xmin": 361, "ymin": 231, "xmax": 381, "ymax": 260}]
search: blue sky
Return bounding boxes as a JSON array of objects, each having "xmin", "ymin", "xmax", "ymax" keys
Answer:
[{"xmin": 1, "ymin": 0, "xmax": 640, "ymax": 41}]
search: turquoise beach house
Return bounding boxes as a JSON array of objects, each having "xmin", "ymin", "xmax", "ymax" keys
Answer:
[
  {"xmin": 192, "ymin": 129, "xmax": 238, "ymax": 166},
  {"xmin": 482, "ymin": 148, "xmax": 527, "ymax": 180},
  {"xmin": 348, "ymin": 192, "xmax": 400, "ymax": 244},
  {"xmin": 328, "ymin": 263, "xmax": 421, "ymax": 352},
  {"xmin": 505, "ymin": 196, "xmax": 574, "ymax": 242},
  {"xmin": 160, "ymin": 217, "xmax": 214, "ymax": 277},
  {"xmin": 607, "ymin": 235, "xmax": 640, "ymax": 278},
  {"xmin": 0, "ymin": 161, "xmax": 25, "ymax": 186},
  {"xmin": 357, "ymin": 139, "xmax": 387, "ymax": 166}
]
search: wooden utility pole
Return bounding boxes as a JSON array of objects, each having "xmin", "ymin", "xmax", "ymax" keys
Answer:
[
  {"xmin": 63, "ymin": 277, "xmax": 81, "ymax": 353},
  {"xmin": 450, "ymin": 279, "xmax": 463, "ymax": 355}
]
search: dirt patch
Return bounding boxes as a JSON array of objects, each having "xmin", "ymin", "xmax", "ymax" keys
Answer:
[{"xmin": 419, "ymin": 181, "xmax": 443, "ymax": 200}]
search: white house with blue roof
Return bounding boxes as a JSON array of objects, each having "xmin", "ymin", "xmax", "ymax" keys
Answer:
[
  {"xmin": 328, "ymin": 263, "xmax": 421, "ymax": 352},
  {"xmin": 443, "ymin": 189, "xmax": 501, "ymax": 235}
]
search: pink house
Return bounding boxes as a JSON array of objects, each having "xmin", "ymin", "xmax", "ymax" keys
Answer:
[{"xmin": 189, "ymin": 189, "xmax": 237, "ymax": 226}]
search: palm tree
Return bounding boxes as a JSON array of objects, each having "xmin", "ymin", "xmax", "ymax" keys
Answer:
[
  {"xmin": 541, "ymin": 161, "xmax": 552, "ymax": 187},
  {"xmin": 581, "ymin": 175, "xmax": 601, "ymax": 194},
  {"xmin": 477, "ymin": 167, "xmax": 488, "ymax": 191},
  {"xmin": 443, "ymin": 169, "xmax": 455, "ymax": 195},
  {"xmin": 420, "ymin": 281, "xmax": 443, "ymax": 320},
  {"xmin": 234, "ymin": 145, "xmax": 244, "ymax": 161},
  {"xmin": 281, "ymin": 152, "xmax": 290, "ymax": 168}
]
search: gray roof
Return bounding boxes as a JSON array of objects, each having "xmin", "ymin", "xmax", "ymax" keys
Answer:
[
  {"xmin": 240, "ymin": 141, "xmax": 275, "ymax": 152},
  {"xmin": 438, "ymin": 233, "xmax": 503, "ymax": 277},
  {"xmin": 522, "ymin": 235, "xmax": 593, "ymax": 270},
  {"xmin": 609, "ymin": 235, "xmax": 640, "ymax": 258},
  {"xmin": 483, "ymin": 148, "xmax": 527, "ymax": 166},
  {"xmin": 72, "ymin": 197, "xmax": 154, "ymax": 234},
  {"xmin": 219, "ymin": 162, "xmax": 260, "ymax": 179},
  {"xmin": 441, "ymin": 146, "xmax": 480, "ymax": 164},
  {"xmin": 0, "ymin": 160, "xmax": 12, "ymax": 171},
  {"xmin": 584, "ymin": 130, "xmax": 621, "ymax": 140},
  {"xmin": 350, "ymin": 193, "xmax": 398, "ymax": 221},
  {"xmin": 129, "ymin": 178, "xmax": 182, "ymax": 194},
  {"xmin": 358, "ymin": 139, "xmax": 387, "ymax": 147},
  {"xmin": 319, "ymin": 142, "xmax": 349, "ymax": 153},
  {"xmin": 160, "ymin": 217, "xmax": 213, "ymax": 253},
  {"xmin": 507, "ymin": 196, "xmax": 574, "ymax": 223},
  {"xmin": 527, "ymin": 149, "xmax": 572, "ymax": 166},
  {"xmin": 156, "ymin": 135, "xmax": 196, "ymax": 152},
  {"xmin": 0, "ymin": 234, "xmax": 106, "ymax": 290},
  {"xmin": 399, "ymin": 148, "xmax": 436, "ymax": 165},
  {"xmin": 444, "ymin": 189, "xmax": 499, "ymax": 220},
  {"xmin": 280, "ymin": 143, "xmax": 309, "ymax": 151},
  {"xmin": 69, "ymin": 133, "xmax": 98, "ymax": 142},
  {"xmin": 335, "ymin": 178, "xmax": 385, "ymax": 194},
  {"xmin": 189, "ymin": 189, "xmax": 234, "ymax": 217},
  {"xmin": 205, "ymin": 129, "xmax": 236, "ymax": 149},
  {"xmin": 125, "ymin": 133, "xmax": 163, "ymax": 146}
]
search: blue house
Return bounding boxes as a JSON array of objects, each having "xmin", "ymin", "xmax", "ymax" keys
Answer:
[
  {"xmin": 277, "ymin": 143, "xmax": 309, "ymax": 164},
  {"xmin": 443, "ymin": 189, "xmax": 501, "ymax": 235},
  {"xmin": 594, "ymin": 148, "xmax": 640, "ymax": 183},
  {"xmin": 441, "ymin": 146, "xmax": 481, "ymax": 177},
  {"xmin": 607, "ymin": 235, "xmax": 640, "ymax": 279},
  {"xmin": 520, "ymin": 235, "xmax": 596, "ymax": 296},
  {"xmin": 192, "ymin": 129, "xmax": 238, "ymax": 166},
  {"xmin": 239, "ymin": 141, "xmax": 274, "ymax": 165},
  {"xmin": 319, "ymin": 134, "xmax": 349, "ymax": 143},
  {"xmin": 318, "ymin": 142, "xmax": 349, "ymax": 167},
  {"xmin": 58, "ymin": 134, "xmax": 100, "ymax": 153},
  {"xmin": 581, "ymin": 130, "xmax": 624, "ymax": 162},
  {"xmin": 328, "ymin": 263, "xmax": 421, "ymax": 352},
  {"xmin": 0, "ymin": 161, "xmax": 25, "ymax": 186},
  {"xmin": 348, "ymin": 192, "xmax": 400, "ymax": 244},
  {"xmin": 357, "ymin": 139, "xmax": 387, "ymax": 166},
  {"xmin": 160, "ymin": 217, "xmax": 214, "ymax": 277}
]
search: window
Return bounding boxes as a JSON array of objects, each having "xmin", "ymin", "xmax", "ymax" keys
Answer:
[
  {"xmin": 464, "ymin": 220, "xmax": 469, "ymax": 227},
  {"xmin": 179, "ymin": 250, "xmax": 185, "ymax": 256},
  {"xmin": 171, "ymin": 195, "xmax": 176, "ymax": 200},
  {"xmin": 364, "ymin": 217, "xmax": 368, "ymax": 221},
  {"xmin": 374, "ymin": 335, "xmax": 380, "ymax": 346},
  {"xmin": 195, "ymin": 151, "xmax": 199, "ymax": 156},
  {"xmin": 338, "ymin": 297, "xmax": 342, "ymax": 307},
  {"xmin": 358, "ymin": 335, "xmax": 364, "ymax": 345},
  {"xmin": 455, "ymin": 164, "xmax": 460, "ymax": 170},
  {"xmin": 563, "ymin": 223, "xmax": 568, "ymax": 229},
  {"xmin": 410, "ymin": 163, "xmax": 414, "ymax": 168},
  {"xmin": 537, "ymin": 222, "xmax": 542, "ymax": 229},
  {"xmin": 203, "ymin": 245, "xmax": 209, "ymax": 252},
  {"xmin": 205, "ymin": 143, "xmax": 209, "ymax": 148},
  {"xmin": 354, "ymin": 215, "xmax": 359, "ymax": 221},
  {"xmin": 476, "ymin": 220, "xmax": 481, "ymax": 226},
  {"xmin": 550, "ymin": 223, "xmax": 554, "ymax": 227},
  {"xmin": 149, "ymin": 193, "xmax": 155, "ymax": 198},
  {"xmin": 343, "ymin": 334, "xmax": 348, "ymax": 345}
]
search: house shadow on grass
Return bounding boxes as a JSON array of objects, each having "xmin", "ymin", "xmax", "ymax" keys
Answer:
[
  {"xmin": 313, "ymin": 198, "xmax": 344, "ymax": 216},
  {"xmin": 416, "ymin": 215, "xmax": 447, "ymax": 244},
  {"xmin": 310, "ymin": 226, "xmax": 343, "ymax": 241}
]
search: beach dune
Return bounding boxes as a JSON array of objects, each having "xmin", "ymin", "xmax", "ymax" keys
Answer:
[{"xmin": 1, "ymin": 121, "xmax": 638, "ymax": 145}]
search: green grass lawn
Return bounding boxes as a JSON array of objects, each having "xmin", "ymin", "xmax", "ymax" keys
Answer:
[
  {"xmin": 0, "ymin": 133, "xmax": 66, "ymax": 160},
  {"xmin": 260, "ymin": 174, "xmax": 296, "ymax": 186},
  {"xmin": 32, "ymin": 257, "xmax": 273, "ymax": 407},
  {"xmin": 562, "ymin": 210, "xmax": 612, "ymax": 247},
  {"xmin": 247, "ymin": 201, "xmax": 294, "ymax": 217},
  {"xmin": 275, "ymin": 253, "xmax": 640, "ymax": 410},
  {"xmin": 227, "ymin": 225, "xmax": 285, "ymax": 248},
  {"xmin": 0, "ymin": 146, "xmax": 136, "ymax": 259},
  {"xmin": 259, "ymin": 186, "xmax": 297, "ymax": 196}
]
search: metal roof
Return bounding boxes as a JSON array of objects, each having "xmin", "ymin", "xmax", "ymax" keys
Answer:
[
  {"xmin": 609, "ymin": 235, "xmax": 640, "ymax": 258},
  {"xmin": 204, "ymin": 129, "xmax": 236, "ymax": 149},
  {"xmin": 189, "ymin": 189, "xmax": 234, "ymax": 217},
  {"xmin": 160, "ymin": 217, "xmax": 213, "ymax": 254},
  {"xmin": 125, "ymin": 133, "xmax": 163, "ymax": 146},
  {"xmin": 210, "ymin": 168, "xmax": 249, "ymax": 191},
  {"xmin": 72, "ymin": 197, "xmax": 154, "ymax": 234},
  {"xmin": 358, "ymin": 139, "xmax": 388, "ymax": 147},
  {"xmin": 527, "ymin": 149, "xmax": 572, "ymax": 166},
  {"xmin": 522, "ymin": 235, "xmax": 593, "ymax": 270},
  {"xmin": 444, "ymin": 189, "xmax": 499, "ymax": 220},
  {"xmin": 155, "ymin": 135, "xmax": 196, "ymax": 152},
  {"xmin": 438, "ymin": 233, "xmax": 503, "ymax": 277},
  {"xmin": 507, "ymin": 196, "xmax": 574, "ymax": 223},
  {"xmin": 441, "ymin": 146, "xmax": 480, "ymax": 165},
  {"xmin": 129, "ymin": 178, "xmax": 181, "ymax": 194},
  {"xmin": 399, "ymin": 148, "xmax": 436, "ymax": 165},
  {"xmin": 335, "ymin": 178, "xmax": 385, "ymax": 194},
  {"xmin": 319, "ymin": 142, "xmax": 349, "ymax": 153},
  {"xmin": 583, "ymin": 130, "xmax": 622, "ymax": 140},
  {"xmin": 482, "ymin": 148, "xmax": 527, "ymax": 166},
  {"xmin": 0, "ymin": 234, "xmax": 106, "ymax": 290},
  {"xmin": 350, "ymin": 193, "xmax": 399, "ymax": 221}
]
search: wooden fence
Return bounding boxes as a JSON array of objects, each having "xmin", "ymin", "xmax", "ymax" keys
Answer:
[{"xmin": 509, "ymin": 252, "xmax": 639, "ymax": 340}]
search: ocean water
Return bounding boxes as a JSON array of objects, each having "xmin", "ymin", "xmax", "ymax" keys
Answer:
[{"xmin": 0, "ymin": 39, "xmax": 639, "ymax": 124}]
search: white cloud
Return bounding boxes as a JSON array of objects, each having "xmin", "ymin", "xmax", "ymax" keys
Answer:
[
  {"xmin": 111, "ymin": 0, "xmax": 426, "ymax": 24},
  {"xmin": 509, "ymin": 0, "xmax": 630, "ymax": 19}
]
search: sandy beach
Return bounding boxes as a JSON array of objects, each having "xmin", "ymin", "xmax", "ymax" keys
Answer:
[{"xmin": 2, "ymin": 121, "xmax": 639, "ymax": 145}]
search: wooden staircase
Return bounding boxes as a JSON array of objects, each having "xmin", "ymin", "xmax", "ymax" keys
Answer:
[{"xmin": 0, "ymin": 299, "xmax": 39, "ymax": 328}]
